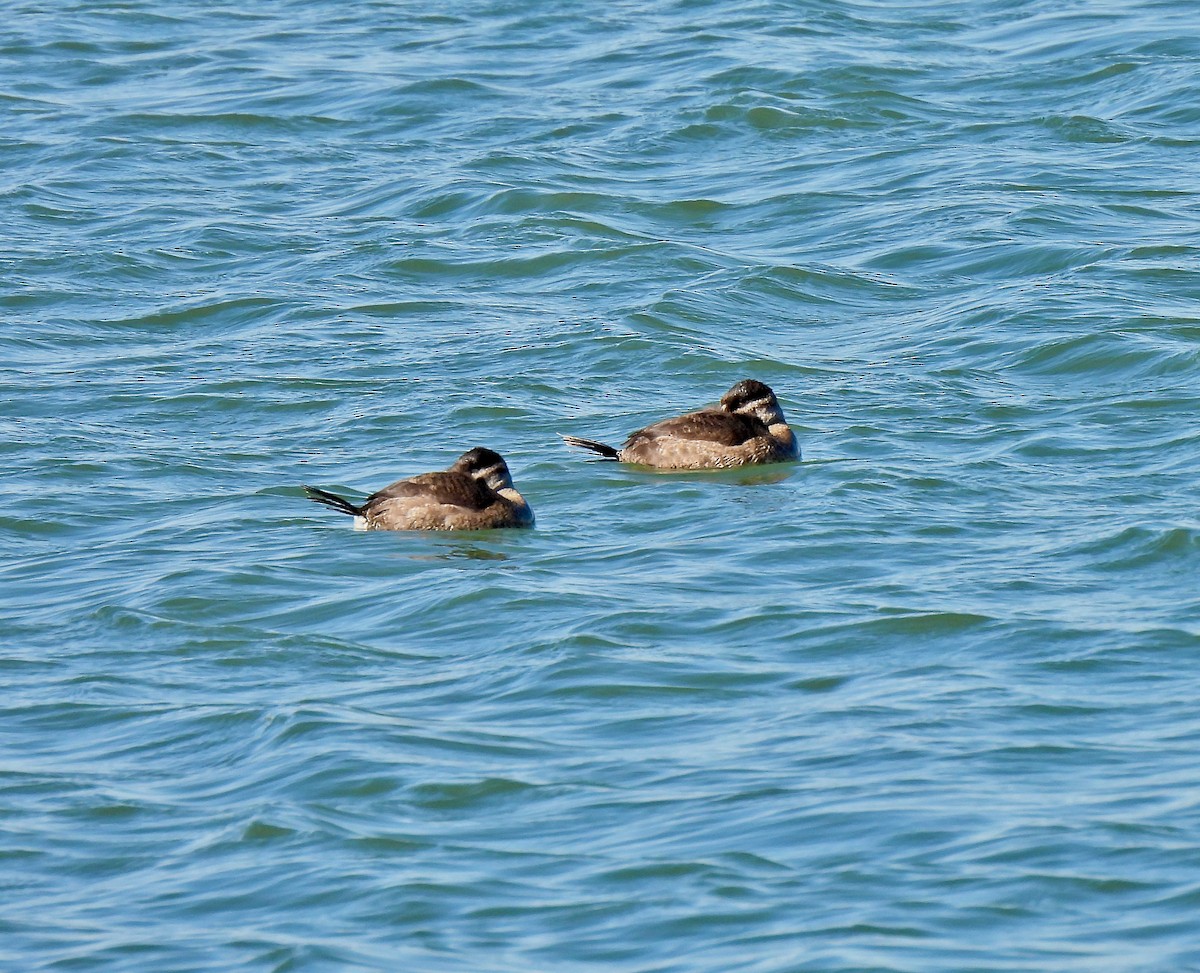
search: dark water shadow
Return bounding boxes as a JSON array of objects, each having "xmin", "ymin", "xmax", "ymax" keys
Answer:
[
  {"xmin": 404, "ymin": 531, "xmax": 517, "ymax": 562},
  {"xmin": 620, "ymin": 461, "xmax": 801, "ymax": 486}
]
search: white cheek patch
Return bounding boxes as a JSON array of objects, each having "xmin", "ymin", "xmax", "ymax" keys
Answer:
[{"xmin": 475, "ymin": 464, "xmax": 506, "ymax": 483}]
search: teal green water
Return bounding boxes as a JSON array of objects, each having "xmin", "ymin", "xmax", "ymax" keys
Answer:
[{"xmin": 4, "ymin": 1, "xmax": 1200, "ymax": 970}]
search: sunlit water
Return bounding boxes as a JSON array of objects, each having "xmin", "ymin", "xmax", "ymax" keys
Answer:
[{"xmin": 3, "ymin": 1, "xmax": 1200, "ymax": 970}]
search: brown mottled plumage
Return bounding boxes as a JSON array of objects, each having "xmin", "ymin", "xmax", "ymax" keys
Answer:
[
  {"xmin": 303, "ymin": 447, "xmax": 533, "ymax": 531},
  {"xmin": 561, "ymin": 379, "xmax": 799, "ymax": 470}
]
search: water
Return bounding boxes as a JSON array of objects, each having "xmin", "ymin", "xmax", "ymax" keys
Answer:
[{"xmin": 4, "ymin": 1, "xmax": 1200, "ymax": 969}]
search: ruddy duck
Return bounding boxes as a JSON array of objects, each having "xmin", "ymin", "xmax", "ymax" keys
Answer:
[
  {"xmin": 303, "ymin": 447, "xmax": 534, "ymax": 530},
  {"xmin": 561, "ymin": 379, "xmax": 799, "ymax": 470}
]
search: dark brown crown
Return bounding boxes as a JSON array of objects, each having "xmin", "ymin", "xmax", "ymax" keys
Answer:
[
  {"xmin": 720, "ymin": 379, "xmax": 777, "ymax": 413},
  {"xmin": 451, "ymin": 447, "xmax": 512, "ymax": 489}
]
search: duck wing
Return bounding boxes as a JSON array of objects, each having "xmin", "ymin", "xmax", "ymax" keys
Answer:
[
  {"xmin": 626, "ymin": 409, "xmax": 767, "ymax": 448},
  {"xmin": 363, "ymin": 471, "xmax": 495, "ymax": 513}
]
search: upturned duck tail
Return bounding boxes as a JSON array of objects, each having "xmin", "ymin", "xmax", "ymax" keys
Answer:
[
  {"xmin": 559, "ymin": 434, "xmax": 619, "ymax": 460},
  {"xmin": 302, "ymin": 485, "xmax": 364, "ymax": 517}
]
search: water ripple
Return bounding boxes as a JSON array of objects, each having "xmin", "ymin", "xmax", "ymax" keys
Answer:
[{"xmin": 4, "ymin": 0, "xmax": 1200, "ymax": 970}]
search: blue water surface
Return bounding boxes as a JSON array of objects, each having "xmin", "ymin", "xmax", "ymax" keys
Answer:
[{"xmin": 3, "ymin": 1, "xmax": 1200, "ymax": 970}]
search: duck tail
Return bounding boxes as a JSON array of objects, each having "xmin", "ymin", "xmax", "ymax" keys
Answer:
[
  {"xmin": 302, "ymin": 485, "xmax": 364, "ymax": 517},
  {"xmin": 559, "ymin": 434, "xmax": 620, "ymax": 460}
]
